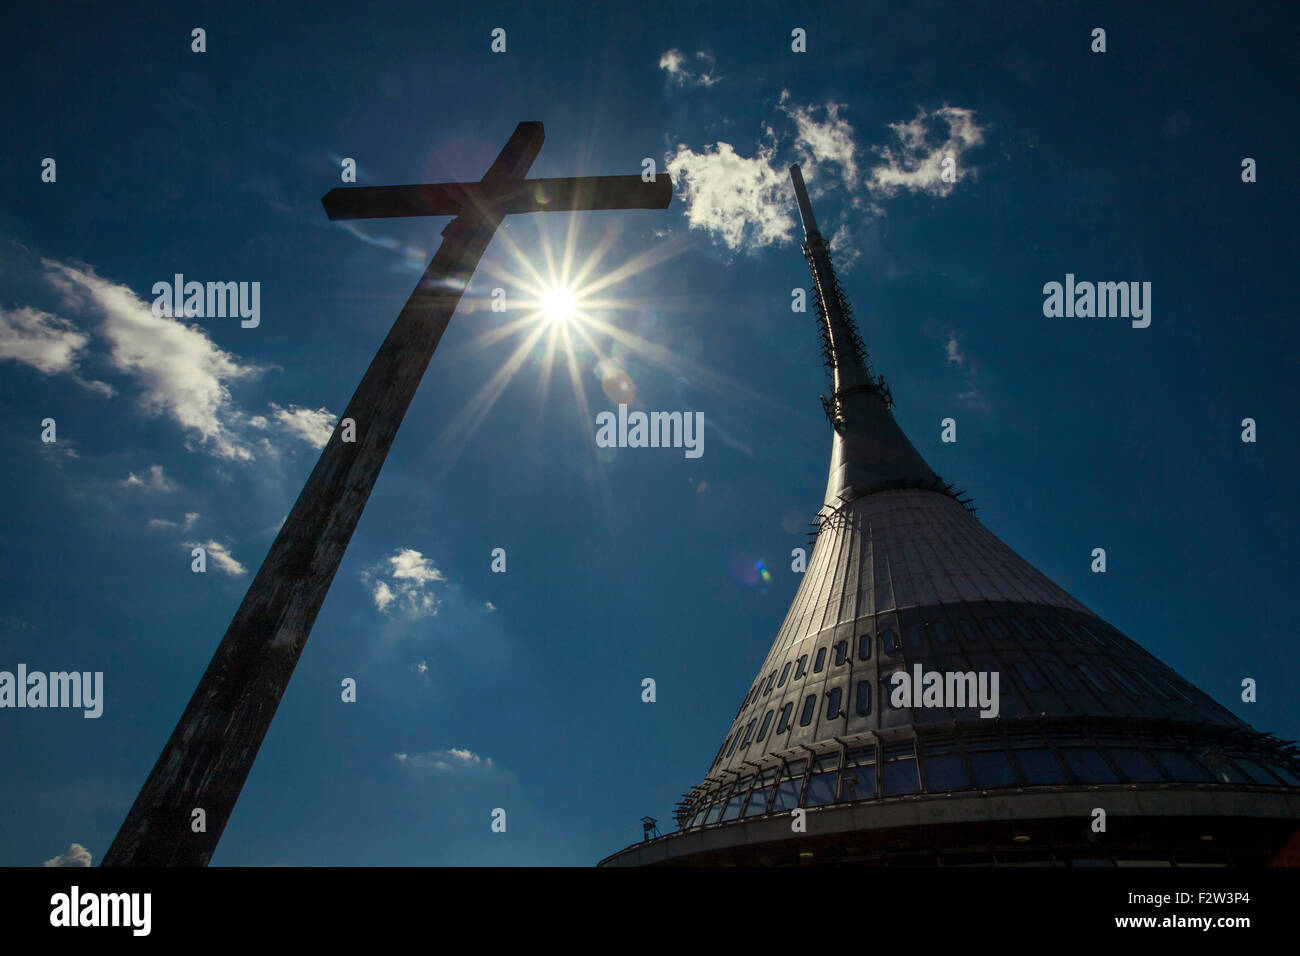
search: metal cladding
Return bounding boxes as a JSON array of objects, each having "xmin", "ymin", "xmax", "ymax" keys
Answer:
[{"xmin": 600, "ymin": 166, "xmax": 1300, "ymax": 867}]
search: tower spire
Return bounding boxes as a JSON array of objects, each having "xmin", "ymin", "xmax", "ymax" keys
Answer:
[{"xmin": 789, "ymin": 164, "xmax": 944, "ymax": 511}]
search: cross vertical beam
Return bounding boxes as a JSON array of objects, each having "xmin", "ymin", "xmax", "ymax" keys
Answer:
[{"xmin": 102, "ymin": 122, "xmax": 668, "ymax": 866}]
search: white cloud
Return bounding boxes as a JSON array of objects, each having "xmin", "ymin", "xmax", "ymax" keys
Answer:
[
  {"xmin": 0, "ymin": 306, "xmax": 88, "ymax": 374},
  {"xmin": 659, "ymin": 48, "xmax": 719, "ymax": 88},
  {"xmin": 43, "ymin": 843, "xmax": 92, "ymax": 867},
  {"xmin": 269, "ymin": 402, "xmax": 336, "ymax": 448},
  {"xmin": 484, "ymin": 601, "xmax": 496, "ymax": 613},
  {"xmin": 665, "ymin": 100, "xmax": 982, "ymax": 255},
  {"xmin": 394, "ymin": 748, "xmax": 497, "ymax": 773},
  {"xmin": 829, "ymin": 224, "xmax": 861, "ymax": 271},
  {"xmin": 184, "ymin": 539, "xmax": 247, "ymax": 576},
  {"xmin": 40, "ymin": 259, "xmax": 261, "ymax": 460},
  {"xmin": 945, "ymin": 333, "xmax": 966, "ymax": 367},
  {"xmin": 363, "ymin": 548, "xmax": 443, "ymax": 617},
  {"xmin": 664, "ymin": 140, "xmax": 795, "ymax": 251},
  {"xmin": 779, "ymin": 92, "xmax": 858, "ymax": 184},
  {"xmin": 412, "ymin": 660, "xmax": 428, "ymax": 675},
  {"xmin": 149, "ymin": 511, "xmax": 199, "ymax": 531},
  {"xmin": 868, "ymin": 106, "xmax": 985, "ymax": 198},
  {"xmin": 122, "ymin": 464, "xmax": 177, "ymax": 492}
]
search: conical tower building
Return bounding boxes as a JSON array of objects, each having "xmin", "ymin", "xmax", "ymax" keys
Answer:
[{"xmin": 602, "ymin": 165, "xmax": 1300, "ymax": 867}]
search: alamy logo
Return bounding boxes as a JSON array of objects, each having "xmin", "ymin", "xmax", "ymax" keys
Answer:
[
  {"xmin": 889, "ymin": 665, "xmax": 1000, "ymax": 718},
  {"xmin": 50, "ymin": 886, "xmax": 151, "ymax": 936},
  {"xmin": 0, "ymin": 665, "xmax": 102, "ymax": 718},
  {"xmin": 595, "ymin": 404, "xmax": 704, "ymax": 459},
  {"xmin": 1042, "ymin": 273, "xmax": 1151, "ymax": 328},
  {"xmin": 151, "ymin": 273, "xmax": 260, "ymax": 328}
]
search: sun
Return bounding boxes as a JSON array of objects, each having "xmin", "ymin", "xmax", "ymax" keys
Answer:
[{"xmin": 541, "ymin": 286, "xmax": 578, "ymax": 323}]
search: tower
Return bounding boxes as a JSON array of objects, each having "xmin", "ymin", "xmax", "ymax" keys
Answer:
[{"xmin": 600, "ymin": 165, "xmax": 1300, "ymax": 867}]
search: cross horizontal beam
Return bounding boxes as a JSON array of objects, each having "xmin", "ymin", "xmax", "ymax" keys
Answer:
[{"xmin": 321, "ymin": 175, "xmax": 672, "ymax": 221}]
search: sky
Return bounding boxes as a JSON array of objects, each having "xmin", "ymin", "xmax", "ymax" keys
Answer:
[{"xmin": 1, "ymin": 0, "xmax": 1297, "ymax": 866}]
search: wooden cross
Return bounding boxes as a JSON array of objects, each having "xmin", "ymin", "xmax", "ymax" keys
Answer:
[{"xmin": 102, "ymin": 122, "xmax": 672, "ymax": 866}]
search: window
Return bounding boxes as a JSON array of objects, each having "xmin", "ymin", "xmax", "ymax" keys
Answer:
[
  {"xmin": 1062, "ymin": 748, "xmax": 1118, "ymax": 783},
  {"xmin": 969, "ymin": 747, "xmax": 1018, "ymax": 787},
  {"xmin": 777, "ymin": 662, "xmax": 792, "ymax": 688},
  {"xmin": 739, "ymin": 718, "xmax": 757, "ymax": 749},
  {"xmin": 923, "ymin": 752, "xmax": 969, "ymax": 791},
  {"xmin": 813, "ymin": 647, "xmax": 827, "ymax": 672},
  {"xmin": 763, "ymin": 671, "xmax": 776, "ymax": 695},
  {"xmin": 805, "ymin": 771, "xmax": 838, "ymax": 806},
  {"xmin": 744, "ymin": 771, "xmax": 776, "ymax": 817},
  {"xmin": 1106, "ymin": 667, "xmax": 1141, "ymax": 696},
  {"xmin": 881, "ymin": 742, "xmax": 920, "ymax": 795},
  {"xmin": 931, "ymin": 621, "xmax": 950, "ymax": 644},
  {"xmin": 1013, "ymin": 661, "xmax": 1045, "ymax": 694},
  {"xmin": 1106, "ymin": 748, "xmax": 1163, "ymax": 782},
  {"xmin": 858, "ymin": 632, "xmax": 871, "ymax": 660},
  {"xmin": 721, "ymin": 787, "xmax": 748, "ymax": 821},
  {"xmin": 958, "ymin": 619, "xmax": 978, "ymax": 643},
  {"xmin": 756, "ymin": 709, "xmax": 775, "ymax": 742},
  {"xmin": 775, "ymin": 702, "xmax": 794, "ymax": 734},
  {"xmin": 1134, "ymin": 671, "xmax": 1170, "ymax": 699},
  {"xmin": 1009, "ymin": 618, "xmax": 1034, "ymax": 642},
  {"xmin": 726, "ymin": 733, "xmax": 742, "ymax": 758},
  {"xmin": 1032, "ymin": 619, "xmax": 1056, "ymax": 641},
  {"xmin": 905, "ymin": 625, "xmax": 923, "ymax": 651},
  {"xmin": 799, "ymin": 694, "xmax": 817, "ymax": 726},
  {"xmin": 1056, "ymin": 621, "xmax": 1085, "ymax": 645},
  {"xmin": 841, "ymin": 747, "xmax": 876, "ymax": 800},
  {"xmin": 1077, "ymin": 663, "xmax": 1111, "ymax": 693},
  {"xmin": 1016, "ymin": 747, "xmax": 1067, "ymax": 783},
  {"xmin": 772, "ymin": 760, "xmax": 806, "ymax": 811},
  {"xmin": 826, "ymin": 686, "xmax": 843, "ymax": 719},
  {"xmin": 1153, "ymin": 749, "xmax": 1212, "ymax": 782},
  {"xmin": 794, "ymin": 655, "xmax": 808, "ymax": 679},
  {"xmin": 881, "ymin": 629, "xmax": 900, "ymax": 655},
  {"xmin": 855, "ymin": 680, "xmax": 872, "ymax": 716},
  {"xmin": 1043, "ymin": 660, "xmax": 1080, "ymax": 692},
  {"xmin": 1076, "ymin": 622, "xmax": 1110, "ymax": 648},
  {"xmin": 833, "ymin": 640, "xmax": 848, "ymax": 666},
  {"xmin": 984, "ymin": 617, "xmax": 1006, "ymax": 640}
]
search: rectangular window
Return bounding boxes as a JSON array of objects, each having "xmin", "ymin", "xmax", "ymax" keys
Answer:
[
  {"xmin": 1106, "ymin": 667, "xmax": 1141, "ymax": 696},
  {"xmin": 739, "ymin": 718, "xmax": 757, "ymax": 748},
  {"xmin": 833, "ymin": 641, "xmax": 848, "ymax": 666},
  {"xmin": 763, "ymin": 672, "xmax": 776, "ymax": 694},
  {"xmin": 813, "ymin": 647, "xmax": 826, "ymax": 672},
  {"xmin": 1077, "ymin": 663, "xmax": 1111, "ymax": 693},
  {"xmin": 805, "ymin": 772, "xmax": 838, "ymax": 806},
  {"xmin": 969, "ymin": 748, "xmax": 1018, "ymax": 787},
  {"xmin": 983, "ymin": 617, "xmax": 1006, "ymax": 640},
  {"xmin": 799, "ymin": 694, "xmax": 817, "ymax": 726},
  {"xmin": 1013, "ymin": 660, "xmax": 1045, "ymax": 694},
  {"xmin": 855, "ymin": 680, "xmax": 872, "ymax": 715},
  {"xmin": 826, "ymin": 687, "xmax": 842, "ymax": 719},
  {"xmin": 794, "ymin": 655, "xmax": 808, "ymax": 678},
  {"xmin": 1106, "ymin": 748, "xmax": 1164, "ymax": 782},
  {"xmin": 923, "ymin": 753, "xmax": 968, "ymax": 791},
  {"xmin": 1043, "ymin": 660, "xmax": 1080, "ymax": 692},
  {"xmin": 958, "ymin": 619, "xmax": 978, "ymax": 643},
  {"xmin": 905, "ymin": 625, "xmax": 923, "ymax": 651},
  {"xmin": 841, "ymin": 763, "xmax": 875, "ymax": 801},
  {"xmin": 858, "ymin": 633, "xmax": 871, "ymax": 660},
  {"xmin": 882, "ymin": 629, "xmax": 900, "ymax": 655},
  {"xmin": 1062, "ymin": 748, "xmax": 1118, "ymax": 783},
  {"xmin": 775, "ymin": 702, "xmax": 794, "ymax": 734},
  {"xmin": 881, "ymin": 743, "xmax": 920, "ymax": 796},
  {"xmin": 931, "ymin": 621, "xmax": 950, "ymax": 644},
  {"xmin": 1016, "ymin": 748, "xmax": 1067, "ymax": 784},
  {"xmin": 777, "ymin": 662, "xmax": 792, "ymax": 687},
  {"xmin": 1153, "ymin": 750, "xmax": 1211, "ymax": 782},
  {"xmin": 756, "ymin": 709, "xmax": 775, "ymax": 742},
  {"xmin": 743, "ymin": 786, "xmax": 773, "ymax": 817}
]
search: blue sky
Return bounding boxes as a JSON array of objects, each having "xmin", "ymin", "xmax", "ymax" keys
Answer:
[{"xmin": 2, "ymin": 0, "xmax": 1297, "ymax": 866}]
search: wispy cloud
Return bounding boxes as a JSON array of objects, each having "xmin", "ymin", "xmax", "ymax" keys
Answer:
[
  {"xmin": 868, "ymin": 106, "xmax": 985, "ymax": 198},
  {"xmin": 40, "ymin": 258, "xmax": 262, "ymax": 460},
  {"xmin": 394, "ymin": 748, "xmax": 499, "ymax": 774},
  {"xmin": 184, "ymin": 539, "xmax": 247, "ymax": 576},
  {"xmin": 665, "ymin": 98, "xmax": 985, "ymax": 258},
  {"xmin": 149, "ymin": 511, "xmax": 199, "ymax": 531},
  {"xmin": 363, "ymin": 548, "xmax": 444, "ymax": 617},
  {"xmin": 121, "ymin": 464, "xmax": 177, "ymax": 492},
  {"xmin": 943, "ymin": 331, "xmax": 989, "ymax": 412},
  {"xmin": 0, "ymin": 306, "xmax": 88, "ymax": 374},
  {"xmin": 659, "ymin": 48, "xmax": 720, "ymax": 88},
  {"xmin": 269, "ymin": 402, "xmax": 336, "ymax": 449}
]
